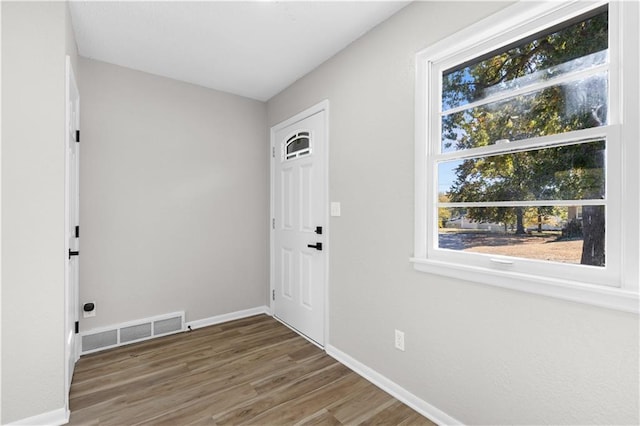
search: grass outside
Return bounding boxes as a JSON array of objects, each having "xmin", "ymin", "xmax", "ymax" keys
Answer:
[{"xmin": 438, "ymin": 229, "xmax": 583, "ymax": 264}]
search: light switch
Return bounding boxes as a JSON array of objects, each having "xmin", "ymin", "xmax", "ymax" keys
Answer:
[{"xmin": 330, "ymin": 202, "xmax": 341, "ymax": 217}]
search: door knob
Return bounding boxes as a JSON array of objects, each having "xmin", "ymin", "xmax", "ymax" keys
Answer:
[
  {"xmin": 69, "ymin": 249, "xmax": 79, "ymax": 259},
  {"xmin": 307, "ymin": 242, "xmax": 323, "ymax": 251}
]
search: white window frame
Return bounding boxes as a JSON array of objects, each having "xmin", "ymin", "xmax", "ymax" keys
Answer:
[{"xmin": 412, "ymin": 0, "xmax": 639, "ymax": 313}]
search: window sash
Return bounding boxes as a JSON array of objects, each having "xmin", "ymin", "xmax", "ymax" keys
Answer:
[
  {"xmin": 441, "ymin": 61, "xmax": 609, "ymax": 117},
  {"xmin": 440, "ymin": 201, "xmax": 606, "ymax": 208},
  {"xmin": 428, "ymin": 128, "xmax": 620, "ymax": 285},
  {"xmin": 434, "ymin": 126, "xmax": 611, "ymax": 163}
]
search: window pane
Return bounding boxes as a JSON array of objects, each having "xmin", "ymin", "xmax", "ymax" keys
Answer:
[
  {"xmin": 439, "ymin": 140, "xmax": 605, "ymax": 201},
  {"xmin": 442, "ymin": 8, "xmax": 608, "ymax": 111},
  {"xmin": 287, "ymin": 137, "xmax": 310, "ymax": 155},
  {"xmin": 441, "ymin": 73, "xmax": 608, "ymax": 152},
  {"xmin": 437, "ymin": 205, "xmax": 605, "ymax": 266}
]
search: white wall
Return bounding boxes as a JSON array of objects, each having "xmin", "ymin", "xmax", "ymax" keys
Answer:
[
  {"xmin": 267, "ymin": 2, "xmax": 639, "ymax": 424},
  {"xmin": 77, "ymin": 58, "xmax": 269, "ymax": 329},
  {"xmin": 1, "ymin": 1, "xmax": 78, "ymax": 423}
]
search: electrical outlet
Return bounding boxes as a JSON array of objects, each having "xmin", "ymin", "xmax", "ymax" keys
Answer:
[
  {"xmin": 395, "ymin": 329, "xmax": 405, "ymax": 351},
  {"xmin": 83, "ymin": 301, "xmax": 96, "ymax": 318}
]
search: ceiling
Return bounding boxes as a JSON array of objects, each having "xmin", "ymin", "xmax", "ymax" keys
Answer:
[{"xmin": 69, "ymin": 1, "xmax": 410, "ymax": 101}]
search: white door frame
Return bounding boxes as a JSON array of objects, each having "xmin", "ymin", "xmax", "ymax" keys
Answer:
[
  {"xmin": 270, "ymin": 100, "xmax": 330, "ymax": 348},
  {"xmin": 64, "ymin": 55, "xmax": 80, "ymax": 417}
]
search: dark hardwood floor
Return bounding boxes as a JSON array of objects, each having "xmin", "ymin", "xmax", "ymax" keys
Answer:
[{"xmin": 68, "ymin": 315, "xmax": 434, "ymax": 425}]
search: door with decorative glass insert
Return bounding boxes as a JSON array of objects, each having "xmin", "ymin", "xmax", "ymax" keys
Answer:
[{"xmin": 273, "ymin": 108, "xmax": 326, "ymax": 346}]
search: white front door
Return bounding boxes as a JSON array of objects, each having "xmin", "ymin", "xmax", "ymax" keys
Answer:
[
  {"xmin": 272, "ymin": 104, "xmax": 328, "ymax": 346},
  {"xmin": 64, "ymin": 56, "xmax": 80, "ymax": 411}
]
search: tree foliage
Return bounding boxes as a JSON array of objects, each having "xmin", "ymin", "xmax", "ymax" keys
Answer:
[{"xmin": 442, "ymin": 9, "xmax": 608, "ymax": 266}]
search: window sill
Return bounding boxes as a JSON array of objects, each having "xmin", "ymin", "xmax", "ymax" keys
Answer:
[{"xmin": 410, "ymin": 257, "xmax": 639, "ymax": 314}]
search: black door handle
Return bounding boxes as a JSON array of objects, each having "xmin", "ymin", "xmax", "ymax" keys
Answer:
[
  {"xmin": 315, "ymin": 226, "xmax": 323, "ymax": 235},
  {"xmin": 307, "ymin": 242, "xmax": 323, "ymax": 251},
  {"xmin": 69, "ymin": 249, "xmax": 79, "ymax": 259}
]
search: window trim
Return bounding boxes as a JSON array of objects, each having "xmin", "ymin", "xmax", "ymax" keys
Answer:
[{"xmin": 412, "ymin": 0, "xmax": 639, "ymax": 313}]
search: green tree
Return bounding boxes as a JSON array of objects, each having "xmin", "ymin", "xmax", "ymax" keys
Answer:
[{"xmin": 442, "ymin": 9, "xmax": 608, "ymax": 265}]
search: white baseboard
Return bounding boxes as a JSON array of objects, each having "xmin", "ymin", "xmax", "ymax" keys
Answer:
[
  {"xmin": 325, "ymin": 344, "xmax": 462, "ymax": 426},
  {"xmin": 6, "ymin": 407, "xmax": 69, "ymax": 426},
  {"xmin": 186, "ymin": 306, "xmax": 270, "ymax": 330}
]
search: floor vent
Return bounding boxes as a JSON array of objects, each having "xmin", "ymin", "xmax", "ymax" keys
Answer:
[{"xmin": 81, "ymin": 311, "xmax": 184, "ymax": 355}]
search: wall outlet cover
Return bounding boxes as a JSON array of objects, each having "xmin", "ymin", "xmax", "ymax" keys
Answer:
[
  {"xmin": 395, "ymin": 329, "xmax": 405, "ymax": 351},
  {"xmin": 330, "ymin": 202, "xmax": 341, "ymax": 217},
  {"xmin": 83, "ymin": 302, "xmax": 96, "ymax": 318}
]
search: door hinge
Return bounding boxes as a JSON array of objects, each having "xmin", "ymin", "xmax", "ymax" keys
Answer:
[
  {"xmin": 272, "ymin": 147, "xmax": 275, "ymax": 158},
  {"xmin": 75, "ymin": 225, "xmax": 80, "ymax": 238},
  {"xmin": 272, "ymin": 218, "xmax": 275, "ymax": 229},
  {"xmin": 75, "ymin": 321, "xmax": 79, "ymax": 334},
  {"xmin": 272, "ymin": 290, "xmax": 275, "ymax": 301},
  {"xmin": 75, "ymin": 130, "xmax": 80, "ymax": 143}
]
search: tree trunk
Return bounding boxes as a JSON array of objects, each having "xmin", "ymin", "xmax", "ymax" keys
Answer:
[
  {"xmin": 515, "ymin": 207, "xmax": 526, "ymax": 234},
  {"xmin": 581, "ymin": 206, "xmax": 605, "ymax": 266},
  {"xmin": 537, "ymin": 212, "xmax": 543, "ymax": 233}
]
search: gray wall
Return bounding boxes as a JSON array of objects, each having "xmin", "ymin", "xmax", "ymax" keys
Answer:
[
  {"xmin": 1, "ymin": 1, "xmax": 78, "ymax": 423},
  {"xmin": 267, "ymin": 2, "xmax": 639, "ymax": 424},
  {"xmin": 77, "ymin": 58, "xmax": 269, "ymax": 329}
]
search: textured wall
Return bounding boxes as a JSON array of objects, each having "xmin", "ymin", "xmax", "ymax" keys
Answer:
[
  {"xmin": 1, "ymin": 2, "xmax": 77, "ymax": 422},
  {"xmin": 77, "ymin": 58, "xmax": 269, "ymax": 329},
  {"xmin": 267, "ymin": 2, "xmax": 639, "ymax": 424}
]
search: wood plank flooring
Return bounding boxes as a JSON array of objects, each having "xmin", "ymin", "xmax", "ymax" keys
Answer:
[{"xmin": 68, "ymin": 315, "xmax": 434, "ymax": 425}]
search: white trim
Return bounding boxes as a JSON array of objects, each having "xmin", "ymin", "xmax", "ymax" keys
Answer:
[
  {"xmin": 64, "ymin": 53, "xmax": 71, "ymax": 421},
  {"xmin": 411, "ymin": 258, "xmax": 638, "ymax": 314},
  {"xmin": 185, "ymin": 306, "xmax": 270, "ymax": 330},
  {"xmin": 271, "ymin": 100, "xmax": 330, "ymax": 133},
  {"xmin": 439, "ymin": 200, "xmax": 607, "ymax": 209},
  {"xmin": 619, "ymin": 0, "xmax": 640, "ymax": 293},
  {"xmin": 269, "ymin": 100, "xmax": 330, "ymax": 347},
  {"xmin": 436, "ymin": 126, "xmax": 611, "ymax": 162},
  {"xmin": 415, "ymin": 47, "xmax": 429, "ymax": 260},
  {"xmin": 326, "ymin": 345, "xmax": 463, "ymax": 426},
  {"xmin": 63, "ymin": 54, "xmax": 80, "ymax": 420},
  {"xmin": 0, "ymin": 2, "xmax": 3, "ymax": 422},
  {"xmin": 6, "ymin": 407, "xmax": 69, "ymax": 426},
  {"xmin": 418, "ymin": 0, "xmax": 608, "ymax": 72}
]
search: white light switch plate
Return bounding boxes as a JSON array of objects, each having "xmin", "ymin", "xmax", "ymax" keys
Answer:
[{"xmin": 330, "ymin": 202, "xmax": 341, "ymax": 217}]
